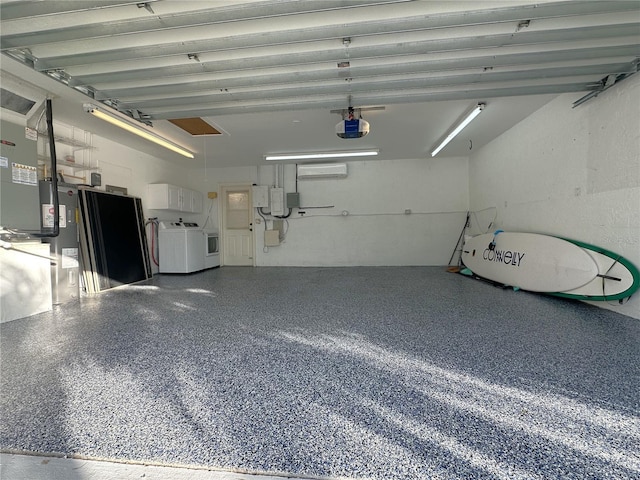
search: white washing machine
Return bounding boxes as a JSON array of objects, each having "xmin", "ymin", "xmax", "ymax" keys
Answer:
[{"xmin": 158, "ymin": 221, "xmax": 205, "ymax": 273}]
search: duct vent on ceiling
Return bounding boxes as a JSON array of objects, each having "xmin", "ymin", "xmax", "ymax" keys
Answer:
[{"xmin": 1, "ymin": 88, "xmax": 36, "ymax": 115}]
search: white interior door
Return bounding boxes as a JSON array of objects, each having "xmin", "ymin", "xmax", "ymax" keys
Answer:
[{"xmin": 221, "ymin": 185, "xmax": 254, "ymax": 266}]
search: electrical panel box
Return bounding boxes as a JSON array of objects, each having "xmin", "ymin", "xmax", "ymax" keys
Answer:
[
  {"xmin": 90, "ymin": 172, "xmax": 102, "ymax": 187},
  {"xmin": 270, "ymin": 187, "xmax": 284, "ymax": 216},
  {"xmin": 0, "ymin": 120, "xmax": 40, "ymax": 231},
  {"xmin": 286, "ymin": 192, "xmax": 300, "ymax": 208},
  {"xmin": 252, "ymin": 185, "xmax": 269, "ymax": 208},
  {"xmin": 264, "ymin": 229, "xmax": 280, "ymax": 246},
  {"xmin": 272, "ymin": 219, "xmax": 284, "ymax": 238}
]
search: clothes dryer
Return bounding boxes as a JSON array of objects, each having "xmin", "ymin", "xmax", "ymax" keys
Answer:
[{"xmin": 158, "ymin": 221, "xmax": 205, "ymax": 273}]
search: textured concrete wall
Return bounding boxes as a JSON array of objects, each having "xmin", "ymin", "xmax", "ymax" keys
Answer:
[
  {"xmin": 469, "ymin": 75, "xmax": 640, "ymax": 319},
  {"xmin": 254, "ymin": 158, "xmax": 469, "ymax": 266},
  {"xmin": 185, "ymin": 157, "xmax": 469, "ymax": 266}
]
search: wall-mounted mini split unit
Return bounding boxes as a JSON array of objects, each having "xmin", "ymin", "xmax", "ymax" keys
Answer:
[{"xmin": 297, "ymin": 163, "xmax": 348, "ymax": 179}]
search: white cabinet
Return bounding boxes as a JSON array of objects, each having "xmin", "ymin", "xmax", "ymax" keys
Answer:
[
  {"xmin": 180, "ymin": 188, "xmax": 193, "ymax": 212},
  {"xmin": 166, "ymin": 184, "xmax": 182, "ymax": 210},
  {"xmin": 147, "ymin": 183, "xmax": 178, "ymax": 210},
  {"xmin": 191, "ymin": 190, "xmax": 204, "ymax": 213},
  {"xmin": 147, "ymin": 183, "xmax": 203, "ymax": 213}
]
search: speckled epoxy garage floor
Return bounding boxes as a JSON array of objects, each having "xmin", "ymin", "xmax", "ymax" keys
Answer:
[{"xmin": 1, "ymin": 267, "xmax": 639, "ymax": 480}]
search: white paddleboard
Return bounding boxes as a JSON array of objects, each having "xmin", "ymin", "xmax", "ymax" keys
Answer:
[{"xmin": 461, "ymin": 232, "xmax": 639, "ymax": 301}]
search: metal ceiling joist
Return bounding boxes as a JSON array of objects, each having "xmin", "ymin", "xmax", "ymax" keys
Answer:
[
  {"xmin": 20, "ymin": 7, "xmax": 640, "ymax": 70},
  {"xmin": 2, "ymin": 0, "xmax": 638, "ymax": 123},
  {"xmin": 115, "ymin": 65, "xmax": 630, "ymax": 112},
  {"xmin": 141, "ymin": 83, "xmax": 595, "ymax": 120},
  {"xmin": 0, "ymin": 0, "xmax": 404, "ymax": 50},
  {"xmin": 573, "ymin": 58, "xmax": 640, "ymax": 107},
  {"xmin": 141, "ymin": 77, "xmax": 600, "ymax": 115},
  {"xmin": 0, "ymin": 1, "xmax": 153, "ymax": 21},
  {"xmin": 94, "ymin": 46, "xmax": 640, "ymax": 101},
  {"xmin": 4, "ymin": 0, "xmax": 638, "ymax": 53},
  {"xmin": 57, "ymin": 24, "xmax": 639, "ymax": 86}
]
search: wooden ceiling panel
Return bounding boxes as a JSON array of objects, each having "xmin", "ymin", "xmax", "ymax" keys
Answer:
[{"xmin": 168, "ymin": 117, "xmax": 222, "ymax": 136}]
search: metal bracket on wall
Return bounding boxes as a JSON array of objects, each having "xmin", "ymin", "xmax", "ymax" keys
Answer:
[{"xmin": 573, "ymin": 58, "xmax": 639, "ymax": 108}]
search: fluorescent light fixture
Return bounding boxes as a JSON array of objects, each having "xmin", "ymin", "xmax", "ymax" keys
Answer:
[
  {"xmin": 84, "ymin": 103, "xmax": 194, "ymax": 158},
  {"xmin": 265, "ymin": 150, "xmax": 378, "ymax": 161},
  {"xmin": 431, "ymin": 103, "xmax": 485, "ymax": 157}
]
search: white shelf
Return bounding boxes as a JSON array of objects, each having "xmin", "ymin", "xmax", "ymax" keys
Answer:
[
  {"xmin": 37, "ymin": 125, "xmax": 98, "ymax": 183},
  {"xmin": 37, "ymin": 156, "xmax": 97, "ymax": 171},
  {"xmin": 38, "ymin": 131, "xmax": 95, "ymax": 151}
]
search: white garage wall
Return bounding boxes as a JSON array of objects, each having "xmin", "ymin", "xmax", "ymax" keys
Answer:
[
  {"xmin": 189, "ymin": 157, "xmax": 469, "ymax": 267},
  {"xmin": 90, "ymin": 135, "xmax": 192, "ymax": 200},
  {"xmin": 469, "ymin": 74, "xmax": 640, "ymax": 319},
  {"xmin": 260, "ymin": 158, "xmax": 469, "ymax": 266}
]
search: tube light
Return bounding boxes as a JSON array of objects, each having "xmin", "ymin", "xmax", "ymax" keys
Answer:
[
  {"xmin": 265, "ymin": 150, "xmax": 378, "ymax": 161},
  {"xmin": 431, "ymin": 103, "xmax": 485, "ymax": 157},
  {"xmin": 84, "ymin": 103, "xmax": 194, "ymax": 158}
]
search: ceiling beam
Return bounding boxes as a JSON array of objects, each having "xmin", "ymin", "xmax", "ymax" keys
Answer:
[
  {"xmin": 140, "ymin": 82, "xmax": 594, "ymax": 120},
  {"xmin": 94, "ymin": 45, "xmax": 640, "ymax": 100},
  {"xmin": 19, "ymin": 6, "xmax": 640, "ymax": 70},
  {"xmin": 0, "ymin": 1, "xmax": 152, "ymax": 21},
  {"xmin": 0, "ymin": 0, "xmax": 405, "ymax": 49},
  {"xmin": 59, "ymin": 24, "xmax": 639, "ymax": 85},
  {"xmin": 115, "ymin": 65, "xmax": 630, "ymax": 112}
]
